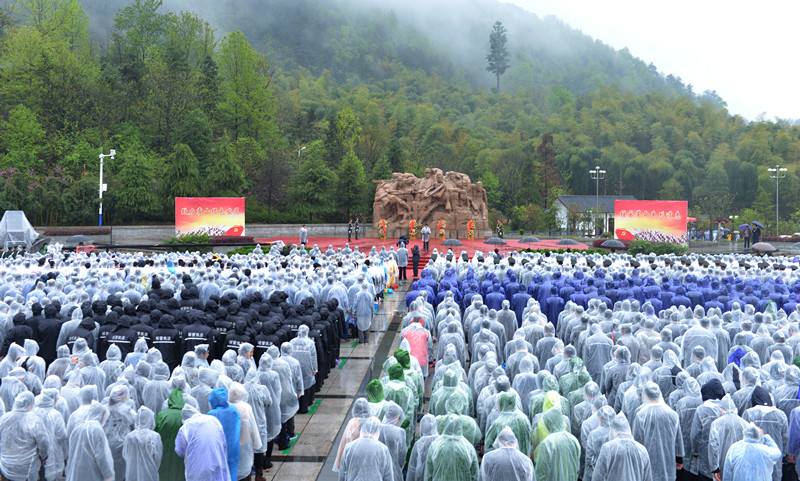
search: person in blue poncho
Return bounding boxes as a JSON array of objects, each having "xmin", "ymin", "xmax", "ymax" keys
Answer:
[{"xmin": 208, "ymin": 388, "xmax": 241, "ymax": 481}]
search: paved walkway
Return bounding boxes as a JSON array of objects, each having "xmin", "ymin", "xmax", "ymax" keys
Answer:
[{"xmin": 257, "ymin": 284, "xmax": 409, "ymax": 481}]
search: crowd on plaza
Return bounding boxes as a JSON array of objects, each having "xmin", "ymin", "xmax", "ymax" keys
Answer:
[
  {"xmin": 2, "ymin": 240, "xmax": 800, "ymax": 481},
  {"xmin": 0, "ymin": 242, "xmax": 394, "ymax": 481},
  {"xmin": 338, "ymin": 247, "xmax": 800, "ymax": 481}
]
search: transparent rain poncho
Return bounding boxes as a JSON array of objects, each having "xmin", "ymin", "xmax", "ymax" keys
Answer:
[
  {"xmin": 65, "ymin": 402, "xmax": 114, "ymax": 481},
  {"xmin": 337, "ymin": 417, "xmax": 394, "ymax": 481},
  {"xmin": 709, "ymin": 395, "xmax": 749, "ymax": 476},
  {"xmin": 407, "ymin": 414, "xmax": 439, "ymax": 481},
  {"xmin": 742, "ymin": 388, "xmax": 788, "ymax": 481},
  {"xmin": 379, "ymin": 402, "xmax": 408, "ymax": 481},
  {"xmin": 484, "ymin": 392, "xmax": 531, "ymax": 456},
  {"xmin": 33, "ymin": 388, "xmax": 67, "ymax": 481},
  {"xmin": 243, "ymin": 369, "xmax": 271, "ymax": 450},
  {"xmin": 425, "ymin": 414, "xmax": 479, "ymax": 481},
  {"xmin": 533, "ymin": 407, "xmax": 580, "ymax": 481},
  {"xmin": 37, "ymin": 375, "xmax": 70, "ymax": 423},
  {"xmin": 724, "ymin": 423, "xmax": 782, "ymax": 481},
  {"xmin": 0, "ymin": 369, "xmax": 27, "ymax": 412},
  {"xmin": 122, "ymin": 406, "xmax": 163, "ymax": 481},
  {"xmin": 0, "ymin": 391, "xmax": 50, "ymax": 481},
  {"xmin": 229, "ymin": 382, "xmax": 263, "ymax": 480},
  {"xmin": 631, "ymin": 382, "xmax": 684, "ymax": 481},
  {"xmin": 676, "ymin": 377, "xmax": 703, "ymax": 475},
  {"xmin": 190, "ymin": 368, "xmax": 219, "ymax": 414},
  {"xmin": 430, "ymin": 369, "xmax": 471, "ymax": 416},
  {"xmin": 66, "ymin": 385, "xmax": 98, "ymax": 439},
  {"xmin": 289, "ymin": 325, "xmax": 317, "ymax": 390},
  {"xmin": 269, "ymin": 346, "xmax": 299, "ymax": 422},
  {"xmin": 256, "ymin": 354, "xmax": 282, "ymax": 442},
  {"xmin": 480, "ymin": 427, "xmax": 535, "ymax": 481},
  {"xmin": 175, "ymin": 404, "xmax": 230, "ymax": 481},
  {"xmin": 592, "ymin": 416, "xmax": 653, "ymax": 481},
  {"xmin": 101, "ymin": 344, "xmax": 125, "ymax": 391},
  {"xmin": 435, "ymin": 395, "xmax": 482, "ymax": 447},
  {"xmin": 333, "ymin": 398, "xmax": 372, "ymax": 472},
  {"xmin": 104, "ymin": 385, "xmax": 136, "ymax": 481},
  {"xmin": 584, "ymin": 405, "xmax": 615, "ymax": 481},
  {"xmin": 22, "ymin": 339, "xmax": 45, "ymax": 381},
  {"xmin": 511, "ymin": 357, "xmax": 538, "ymax": 417},
  {"xmin": 142, "ymin": 362, "xmax": 171, "ymax": 415}
]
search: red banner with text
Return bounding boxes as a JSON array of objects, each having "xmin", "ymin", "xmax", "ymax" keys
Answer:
[
  {"xmin": 614, "ymin": 200, "xmax": 687, "ymax": 244},
  {"xmin": 175, "ymin": 197, "xmax": 245, "ymax": 236}
]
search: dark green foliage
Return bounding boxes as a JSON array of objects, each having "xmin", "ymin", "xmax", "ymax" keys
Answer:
[{"xmin": 205, "ymin": 132, "xmax": 245, "ymax": 197}]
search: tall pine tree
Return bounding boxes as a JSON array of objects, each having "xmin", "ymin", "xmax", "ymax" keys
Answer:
[{"xmin": 486, "ymin": 21, "xmax": 510, "ymax": 93}]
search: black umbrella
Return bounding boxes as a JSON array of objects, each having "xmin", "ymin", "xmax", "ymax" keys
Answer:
[
  {"xmin": 518, "ymin": 236, "xmax": 541, "ymax": 244},
  {"xmin": 65, "ymin": 235, "xmax": 92, "ymax": 246},
  {"xmin": 484, "ymin": 237, "xmax": 507, "ymax": 245},
  {"xmin": 557, "ymin": 239, "xmax": 580, "ymax": 246},
  {"xmin": 441, "ymin": 238, "xmax": 462, "ymax": 247},
  {"xmin": 752, "ymin": 221, "xmax": 765, "ymax": 229},
  {"xmin": 601, "ymin": 240, "xmax": 625, "ymax": 249}
]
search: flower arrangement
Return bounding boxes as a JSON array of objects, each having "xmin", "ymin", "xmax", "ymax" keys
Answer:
[
  {"xmin": 378, "ymin": 219, "xmax": 388, "ymax": 239},
  {"xmin": 437, "ymin": 219, "xmax": 446, "ymax": 237},
  {"xmin": 409, "ymin": 219, "xmax": 418, "ymax": 238},
  {"xmin": 467, "ymin": 219, "xmax": 475, "ymax": 239}
]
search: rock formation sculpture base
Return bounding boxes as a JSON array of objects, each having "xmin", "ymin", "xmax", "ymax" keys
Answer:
[{"xmin": 373, "ymin": 169, "xmax": 489, "ymax": 238}]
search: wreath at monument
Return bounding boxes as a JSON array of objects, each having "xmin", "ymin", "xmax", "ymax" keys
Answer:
[
  {"xmin": 378, "ymin": 219, "xmax": 387, "ymax": 239},
  {"xmin": 409, "ymin": 219, "xmax": 418, "ymax": 239},
  {"xmin": 437, "ymin": 219, "xmax": 446, "ymax": 239},
  {"xmin": 467, "ymin": 219, "xmax": 475, "ymax": 240}
]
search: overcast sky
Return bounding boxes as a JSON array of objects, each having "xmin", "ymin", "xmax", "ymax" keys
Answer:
[{"xmin": 505, "ymin": 1, "xmax": 798, "ymax": 121}]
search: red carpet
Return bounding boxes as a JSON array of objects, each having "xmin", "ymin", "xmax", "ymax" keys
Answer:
[{"xmin": 254, "ymin": 236, "xmax": 587, "ymax": 258}]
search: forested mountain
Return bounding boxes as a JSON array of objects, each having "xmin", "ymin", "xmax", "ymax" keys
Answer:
[{"xmin": 0, "ymin": 0, "xmax": 798, "ymax": 234}]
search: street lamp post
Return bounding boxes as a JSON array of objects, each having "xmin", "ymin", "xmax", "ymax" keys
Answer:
[
  {"xmin": 98, "ymin": 149, "xmax": 115, "ymax": 226},
  {"xmin": 589, "ymin": 165, "xmax": 606, "ymax": 235},
  {"xmin": 768, "ymin": 164, "xmax": 787, "ymax": 236}
]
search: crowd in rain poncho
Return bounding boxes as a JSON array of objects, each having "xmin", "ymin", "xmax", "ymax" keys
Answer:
[
  {"xmin": 0, "ymin": 244, "xmax": 395, "ymax": 480},
  {"xmin": 336, "ymin": 248, "xmax": 800, "ymax": 481}
]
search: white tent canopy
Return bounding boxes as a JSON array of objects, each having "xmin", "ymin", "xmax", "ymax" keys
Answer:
[{"xmin": 0, "ymin": 211, "xmax": 38, "ymax": 250}]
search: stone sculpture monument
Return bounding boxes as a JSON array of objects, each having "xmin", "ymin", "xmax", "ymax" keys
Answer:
[{"xmin": 373, "ymin": 169, "xmax": 489, "ymax": 236}]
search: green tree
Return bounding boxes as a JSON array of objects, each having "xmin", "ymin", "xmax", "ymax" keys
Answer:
[
  {"xmin": 323, "ymin": 108, "xmax": 361, "ymax": 168},
  {"xmin": 1, "ymin": 105, "xmax": 46, "ymax": 169},
  {"xmin": 290, "ymin": 153, "xmax": 338, "ymax": 221},
  {"xmin": 371, "ymin": 154, "xmax": 392, "ymax": 181},
  {"xmin": 486, "ymin": 21, "xmax": 510, "ymax": 93},
  {"xmin": 217, "ymin": 30, "xmax": 280, "ymax": 145},
  {"xmin": 113, "ymin": 143, "xmax": 157, "ymax": 223},
  {"xmin": 205, "ymin": 132, "xmax": 245, "ymax": 197},
  {"xmin": 113, "ymin": 0, "xmax": 167, "ymax": 62},
  {"xmin": 337, "ymin": 149, "xmax": 368, "ymax": 218},
  {"xmin": 163, "ymin": 143, "xmax": 201, "ymax": 204}
]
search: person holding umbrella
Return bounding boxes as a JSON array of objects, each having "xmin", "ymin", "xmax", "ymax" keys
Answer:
[
  {"xmin": 743, "ymin": 224, "xmax": 751, "ymax": 249},
  {"xmin": 752, "ymin": 222, "xmax": 763, "ymax": 244}
]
